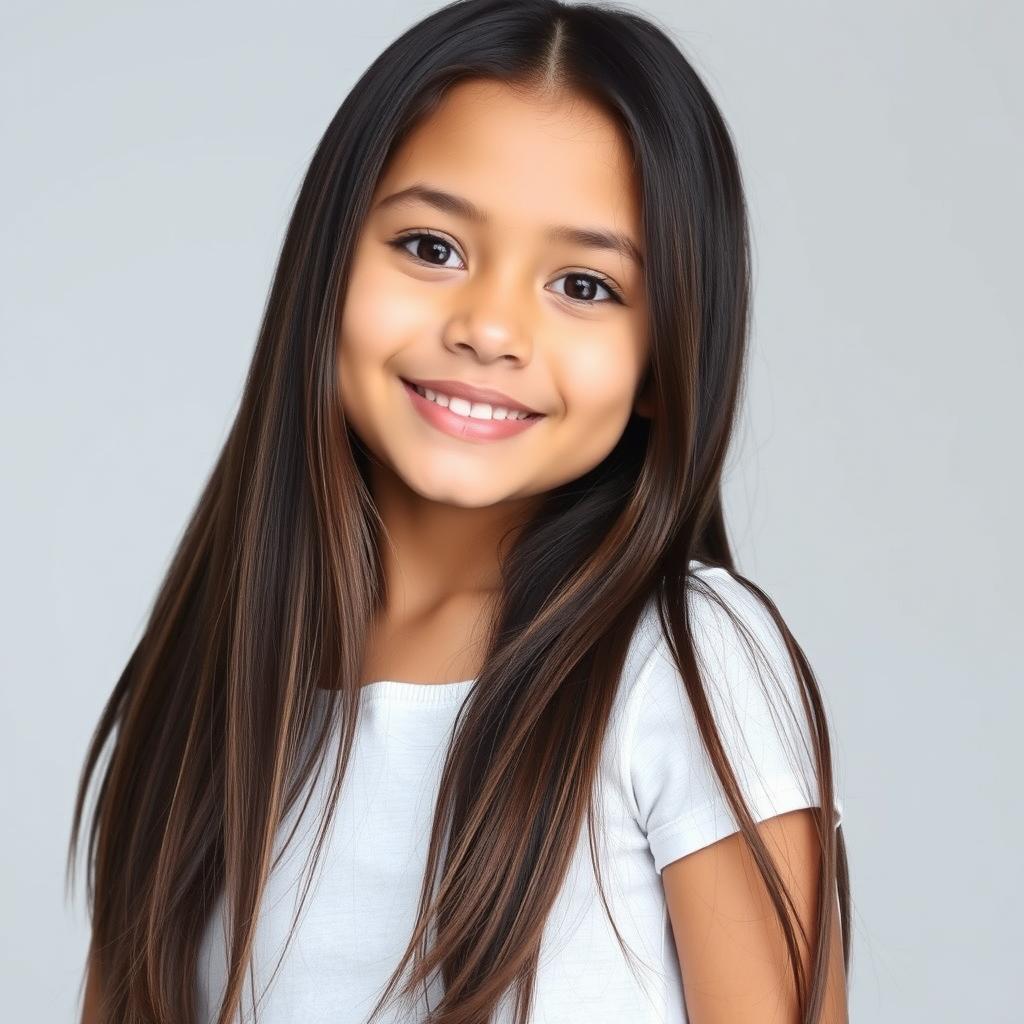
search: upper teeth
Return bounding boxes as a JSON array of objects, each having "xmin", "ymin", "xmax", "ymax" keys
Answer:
[{"xmin": 414, "ymin": 384, "xmax": 535, "ymax": 421}]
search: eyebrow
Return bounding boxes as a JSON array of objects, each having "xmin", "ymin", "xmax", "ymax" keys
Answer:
[{"xmin": 374, "ymin": 183, "xmax": 644, "ymax": 270}]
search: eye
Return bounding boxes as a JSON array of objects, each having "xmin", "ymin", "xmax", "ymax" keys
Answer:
[
  {"xmin": 552, "ymin": 270, "xmax": 622, "ymax": 305},
  {"xmin": 385, "ymin": 232, "xmax": 618, "ymax": 307},
  {"xmin": 388, "ymin": 230, "xmax": 465, "ymax": 270}
]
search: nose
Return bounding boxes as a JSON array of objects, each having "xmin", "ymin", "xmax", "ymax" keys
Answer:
[{"xmin": 441, "ymin": 268, "xmax": 533, "ymax": 364}]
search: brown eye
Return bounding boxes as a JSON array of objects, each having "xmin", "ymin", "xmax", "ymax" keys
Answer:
[
  {"xmin": 550, "ymin": 271, "xmax": 623, "ymax": 305},
  {"xmin": 389, "ymin": 231, "xmax": 465, "ymax": 270}
]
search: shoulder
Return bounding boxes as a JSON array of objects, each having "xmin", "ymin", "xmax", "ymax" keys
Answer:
[
  {"xmin": 632, "ymin": 560, "xmax": 808, "ymax": 754},
  {"xmin": 610, "ymin": 560, "xmax": 785, "ymax": 785},
  {"xmin": 624, "ymin": 560, "xmax": 791, "ymax": 716},
  {"xmin": 675, "ymin": 562, "xmax": 797, "ymax": 695},
  {"xmin": 620, "ymin": 562, "xmax": 838, "ymax": 871}
]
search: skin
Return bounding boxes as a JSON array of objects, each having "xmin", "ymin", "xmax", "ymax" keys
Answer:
[
  {"xmin": 662, "ymin": 809, "xmax": 849, "ymax": 1022},
  {"xmin": 337, "ymin": 78, "xmax": 653, "ymax": 656}
]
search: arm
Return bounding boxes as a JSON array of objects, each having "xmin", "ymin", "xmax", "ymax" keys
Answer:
[{"xmin": 662, "ymin": 808, "xmax": 848, "ymax": 1023}]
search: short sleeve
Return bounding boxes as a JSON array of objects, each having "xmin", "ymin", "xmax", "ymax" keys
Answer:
[{"xmin": 627, "ymin": 569, "xmax": 844, "ymax": 874}]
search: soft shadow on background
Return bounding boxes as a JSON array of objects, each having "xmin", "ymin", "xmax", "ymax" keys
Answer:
[{"xmin": 1, "ymin": 2, "xmax": 1020, "ymax": 1021}]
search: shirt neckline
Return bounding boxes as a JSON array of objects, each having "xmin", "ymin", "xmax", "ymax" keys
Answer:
[{"xmin": 355, "ymin": 678, "xmax": 477, "ymax": 705}]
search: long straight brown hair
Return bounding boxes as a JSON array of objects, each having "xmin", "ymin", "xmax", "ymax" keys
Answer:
[{"xmin": 67, "ymin": 2, "xmax": 850, "ymax": 1021}]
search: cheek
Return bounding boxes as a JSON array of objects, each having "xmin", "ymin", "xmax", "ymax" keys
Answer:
[
  {"xmin": 336, "ymin": 250, "xmax": 392, "ymax": 432},
  {"xmin": 537, "ymin": 337, "xmax": 644, "ymax": 490},
  {"xmin": 558, "ymin": 340, "xmax": 643, "ymax": 422},
  {"xmin": 337, "ymin": 268, "xmax": 401, "ymax": 368},
  {"xmin": 339, "ymin": 246, "xmax": 432, "ymax": 365}
]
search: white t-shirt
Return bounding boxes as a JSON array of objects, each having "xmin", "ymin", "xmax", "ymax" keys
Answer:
[{"xmin": 196, "ymin": 561, "xmax": 843, "ymax": 1023}]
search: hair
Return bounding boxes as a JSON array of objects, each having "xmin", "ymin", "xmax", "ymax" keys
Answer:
[{"xmin": 67, "ymin": 1, "xmax": 850, "ymax": 1022}]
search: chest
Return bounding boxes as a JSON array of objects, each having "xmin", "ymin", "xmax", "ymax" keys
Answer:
[{"xmin": 195, "ymin": 700, "xmax": 675, "ymax": 1024}]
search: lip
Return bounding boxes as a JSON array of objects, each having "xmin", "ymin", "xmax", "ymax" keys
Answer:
[
  {"xmin": 401, "ymin": 377, "xmax": 542, "ymax": 416},
  {"xmin": 401, "ymin": 378, "xmax": 545, "ymax": 444}
]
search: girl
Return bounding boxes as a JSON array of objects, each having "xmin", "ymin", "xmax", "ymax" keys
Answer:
[{"xmin": 70, "ymin": 1, "xmax": 849, "ymax": 1022}]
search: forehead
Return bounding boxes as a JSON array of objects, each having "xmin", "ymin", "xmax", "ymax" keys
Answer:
[{"xmin": 374, "ymin": 78, "xmax": 641, "ymax": 243}]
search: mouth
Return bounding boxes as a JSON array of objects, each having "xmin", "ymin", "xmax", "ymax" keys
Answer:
[
  {"xmin": 400, "ymin": 377, "xmax": 546, "ymax": 443},
  {"xmin": 400, "ymin": 378, "xmax": 544, "ymax": 421}
]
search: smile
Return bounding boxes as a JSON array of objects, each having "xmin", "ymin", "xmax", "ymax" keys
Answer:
[{"xmin": 401, "ymin": 378, "xmax": 546, "ymax": 443}]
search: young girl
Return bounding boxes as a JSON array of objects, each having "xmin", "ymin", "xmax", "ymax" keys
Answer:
[{"xmin": 70, "ymin": 2, "xmax": 849, "ymax": 1022}]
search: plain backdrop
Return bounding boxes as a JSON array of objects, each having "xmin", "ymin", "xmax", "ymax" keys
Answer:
[{"xmin": 2, "ymin": 1, "xmax": 1020, "ymax": 1021}]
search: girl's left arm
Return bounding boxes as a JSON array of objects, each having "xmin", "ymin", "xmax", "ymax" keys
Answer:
[{"xmin": 662, "ymin": 807, "xmax": 848, "ymax": 1023}]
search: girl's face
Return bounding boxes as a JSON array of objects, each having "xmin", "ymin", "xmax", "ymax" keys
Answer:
[{"xmin": 339, "ymin": 78, "xmax": 650, "ymax": 510}]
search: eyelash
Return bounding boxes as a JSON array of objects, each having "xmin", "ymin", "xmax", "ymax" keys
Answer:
[{"xmin": 387, "ymin": 230, "xmax": 625, "ymax": 306}]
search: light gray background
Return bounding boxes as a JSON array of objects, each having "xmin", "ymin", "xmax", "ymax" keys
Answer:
[{"xmin": 3, "ymin": 1, "xmax": 1020, "ymax": 1020}]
